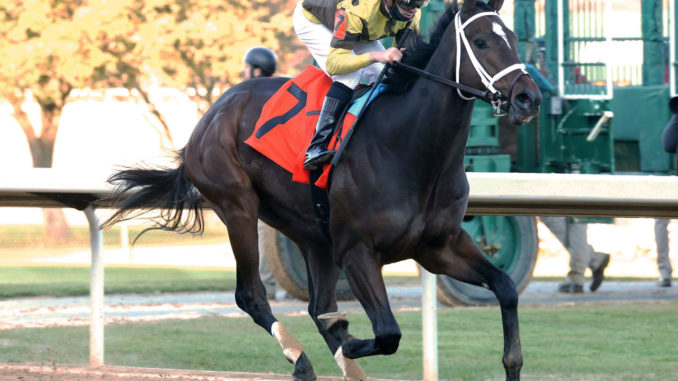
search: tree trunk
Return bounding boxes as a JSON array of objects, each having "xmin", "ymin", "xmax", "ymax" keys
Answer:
[
  {"xmin": 11, "ymin": 97, "xmax": 73, "ymax": 242},
  {"xmin": 38, "ymin": 107, "xmax": 72, "ymax": 241},
  {"xmin": 43, "ymin": 209, "xmax": 72, "ymax": 243}
]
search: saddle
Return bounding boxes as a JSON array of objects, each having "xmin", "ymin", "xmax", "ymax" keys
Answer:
[{"xmin": 244, "ymin": 65, "xmax": 386, "ymax": 189}]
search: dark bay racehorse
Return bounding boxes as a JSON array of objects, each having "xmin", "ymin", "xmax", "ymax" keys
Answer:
[{"xmin": 104, "ymin": 0, "xmax": 540, "ymax": 379}]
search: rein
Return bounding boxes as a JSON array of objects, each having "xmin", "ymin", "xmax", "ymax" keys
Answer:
[
  {"xmin": 393, "ymin": 11, "xmax": 529, "ymax": 115},
  {"xmin": 330, "ymin": 9, "xmax": 529, "ymax": 168},
  {"xmin": 391, "ymin": 60, "xmax": 505, "ymax": 109}
]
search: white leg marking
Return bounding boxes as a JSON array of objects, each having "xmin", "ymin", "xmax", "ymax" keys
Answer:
[
  {"xmin": 334, "ymin": 346, "xmax": 366, "ymax": 381},
  {"xmin": 271, "ymin": 321, "xmax": 304, "ymax": 364},
  {"xmin": 493, "ymin": 22, "xmax": 511, "ymax": 49}
]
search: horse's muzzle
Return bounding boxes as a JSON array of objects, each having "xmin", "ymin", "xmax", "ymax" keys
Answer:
[{"xmin": 508, "ymin": 88, "xmax": 542, "ymax": 125}]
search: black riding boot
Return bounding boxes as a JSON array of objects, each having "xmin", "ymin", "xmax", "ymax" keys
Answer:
[{"xmin": 304, "ymin": 82, "xmax": 353, "ymax": 170}]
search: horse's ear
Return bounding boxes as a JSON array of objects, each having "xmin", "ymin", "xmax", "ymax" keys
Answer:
[
  {"xmin": 461, "ymin": 0, "xmax": 477, "ymax": 13},
  {"xmin": 488, "ymin": 0, "xmax": 504, "ymax": 11}
]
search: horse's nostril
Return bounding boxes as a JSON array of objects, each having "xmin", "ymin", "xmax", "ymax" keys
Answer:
[
  {"xmin": 510, "ymin": 89, "xmax": 541, "ymax": 123},
  {"xmin": 515, "ymin": 92, "xmax": 532, "ymax": 108},
  {"xmin": 515, "ymin": 90, "xmax": 541, "ymax": 110}
]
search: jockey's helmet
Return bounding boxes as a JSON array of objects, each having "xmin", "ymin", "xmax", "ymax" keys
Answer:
[{"xmin": 243, "ymin": 47, "xmax": 277, "ymax": 77}]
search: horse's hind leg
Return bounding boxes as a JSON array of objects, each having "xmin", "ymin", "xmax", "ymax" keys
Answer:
[
  {"xmin": 303, "ymin": 241, "xmax": 366, "ymax": 380},
  {"xmin": 415, "ymin": 230, "xmax": 522, "ymax": 381},
  {"xmin": 208, "ymin": 200, "xmax": 315, "ymax": 381}
]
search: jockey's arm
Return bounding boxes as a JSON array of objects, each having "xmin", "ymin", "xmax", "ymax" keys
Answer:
[
  {"xmin": 326, "ymin": 47, "xmax": 372, "ymax": 76},
  {"xmin": 326, "ymin": 3, "xmax": 420, "ymax": 76},
  {"xmin": 326, "ymin": 46, "xmax": 406, "ymax": 75},
  {"xmin": 326, "ymin": 5, "xmax": 373, "ymax": 76}
]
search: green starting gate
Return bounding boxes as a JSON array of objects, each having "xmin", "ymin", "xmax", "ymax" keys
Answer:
[
  {"xmin": 271, "ymin": 0, "xmax": 678, "ymax": 306},
  {"xmin": 515, "ymin": 0, "xmax": 674, "ymax": 175},
  {"xmin": 441, "ymin": 0, "xmax": 678, "ymax": 305}
]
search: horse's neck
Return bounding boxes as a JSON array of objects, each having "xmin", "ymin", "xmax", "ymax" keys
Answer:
[{"xmin": 399, "ymin": 36, "xmax": 475, "ymax": 167}]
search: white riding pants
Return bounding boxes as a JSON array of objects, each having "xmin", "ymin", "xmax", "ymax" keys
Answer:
[{"xmin": 293, "ymin": 1, "xmax": 385, "ymax": 89}]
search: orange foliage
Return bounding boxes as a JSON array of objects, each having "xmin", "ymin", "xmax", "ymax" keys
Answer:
[{"xmin": 0, "ymin": 0, "xmax": 312, "ymax": 153}]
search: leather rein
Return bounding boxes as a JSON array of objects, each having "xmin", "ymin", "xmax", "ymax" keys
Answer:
[{"xmin": 391, "ymin": 11, "xmax": 530, "ymax": 116}]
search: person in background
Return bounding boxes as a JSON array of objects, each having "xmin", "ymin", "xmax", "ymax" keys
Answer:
[
  {"xmin": 540, "ymin": 217, "xmax": 611, "ymax": 294},
  {"xmin": 521, "ymin": 59, "xmax": 611, "ymax": 294},
  {"xmin": 242, "ymin": 47, "xmax": 277, "ymax": 80},
  {"xmin": 242, "ymin": 46, "xmax": 281, "ymax": 299},
  {"xmin": 654, "ymin": 97, "xmax": 678, "ymax": 288},
  {"xmin": 654, "ymin": 218, "xmax": 672, "ymax": 287}
]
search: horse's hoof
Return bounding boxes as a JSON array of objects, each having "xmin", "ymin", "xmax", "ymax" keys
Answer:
[
  {"xmin": 292, "ymin": 352, "xmax": 316, "ymax": 381},
  {"xmin": 342, "ymin": 338, "xmax": 375, "ymax": 359}
]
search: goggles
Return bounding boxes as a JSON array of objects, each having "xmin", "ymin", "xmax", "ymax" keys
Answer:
[{"xmin": 395, "ymin": 0, "xmax": 429, "ymax": 10}]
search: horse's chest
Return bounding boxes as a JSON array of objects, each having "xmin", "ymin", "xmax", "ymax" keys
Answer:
[
  {"xmin": 384, "ymin": 202, "xmax": 465, "ymax": 257},
  {"xmin": 415, "ymin": 187, "xmax": 469, "ymax": 247},
  {"xmin": 421, "ymin": 211, "xmax": 462, "ymax": 244}
]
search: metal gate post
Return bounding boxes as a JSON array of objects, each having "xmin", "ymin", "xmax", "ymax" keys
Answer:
[
  {"xmin": 671, "ymin": 0, "xmax": 677, "ymax": 97},
  {"xmin": 422, "ymin": 269, "xmax": 438, "ymax": 381},
  {"xmin": 84, "ymin": 206, "xmax": 104, "ymax": 366},
  {"xmin": 641, "ymin": 0, "xmax": 665, "ymax": 86}
]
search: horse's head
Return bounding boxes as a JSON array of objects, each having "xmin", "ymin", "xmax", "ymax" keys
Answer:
[{"xmin": 455, "ymin": 0, "xmax": 541, "ymax": 125}]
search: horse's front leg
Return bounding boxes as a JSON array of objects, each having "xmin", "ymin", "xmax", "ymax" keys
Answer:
[
  {"xmin": 339, "ymin": 242, "xmax": 401, "ymax": 359},
  {"xmin": 416, "ymin": 230, "xmax": 522, "ymax": 381},
  {"xmin": 303, "ymin": 240, "xmax": 367, "ymax": 380}
]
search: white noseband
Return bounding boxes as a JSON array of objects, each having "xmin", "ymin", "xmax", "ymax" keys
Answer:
[{"xmin": 454, "ymin": 11, "xmax": 528, "ymax": 102}]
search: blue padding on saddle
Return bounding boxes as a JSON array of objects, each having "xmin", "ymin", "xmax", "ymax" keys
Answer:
[{"xmin": 347, "ymin": 83, "xmax": 388, "ymax": 116}]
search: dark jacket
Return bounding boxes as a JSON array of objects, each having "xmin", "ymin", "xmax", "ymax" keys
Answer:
[
  {"xmin": 663, "ymin": 114, "xmax": 678, "ymax": 154},
  {"xmin": 302, "ymin": 0, "xmax": 340, "ymax": 30},
  {"xmin": 664, "ymin": 97, "xmax": 678, "ymax": 174}
]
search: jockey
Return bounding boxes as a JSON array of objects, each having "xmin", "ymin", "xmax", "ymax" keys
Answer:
[
  {"xmin": 294, "ymin": 0, "xmax": 425, "ymax": 170},
  {"xmin": 242, "ymin": 47, "xmax": 278, "ymax": 79}
]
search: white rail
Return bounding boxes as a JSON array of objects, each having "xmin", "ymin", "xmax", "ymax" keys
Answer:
[{"xmin": 1, "ymin": 169, "xmax": 678, "ymax": 374}]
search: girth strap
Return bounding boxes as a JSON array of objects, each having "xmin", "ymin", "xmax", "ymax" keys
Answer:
[{"xmin": 309, "ymin": 169, "xmax": 332, "ymax": 242}]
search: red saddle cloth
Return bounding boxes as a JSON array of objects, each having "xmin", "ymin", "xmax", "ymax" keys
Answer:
[{"xmin": 244, "ymin": 66, "xmax": 357, "ymax": 189}]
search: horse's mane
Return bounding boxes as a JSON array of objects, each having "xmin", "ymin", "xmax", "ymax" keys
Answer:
[{"xmin": 384, "ymin": 0, "xmax": 494, "ymax": 92}]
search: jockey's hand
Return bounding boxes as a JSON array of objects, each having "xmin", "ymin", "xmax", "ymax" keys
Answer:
[{"xmin": 370, "ymin": 47, "xmax": 405, "ymax": 65}]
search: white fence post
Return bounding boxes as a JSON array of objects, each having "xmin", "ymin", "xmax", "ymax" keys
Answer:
[
  {"xmin": 85, "ymin": 206, "xmax": 104, "ymax": 366},
  {"xmin": 422, "ymin": 269, "xmax": 438, "ymax": 381}
]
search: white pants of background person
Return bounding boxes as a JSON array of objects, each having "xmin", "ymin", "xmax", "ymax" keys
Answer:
[
  {"xmin": 293, "ymin": 1, "xmax": 385, "ymax": 89},
  {"xmin": 258, "ymin": 221, "xmax": 277, "ymax": 299},
  {"xmin": 540, "ymin": 217, "xmax": 608, "ymax": 286},
  {"xmin": 654, "ymin": 219, "xmax": 673, "ymax": 280}
]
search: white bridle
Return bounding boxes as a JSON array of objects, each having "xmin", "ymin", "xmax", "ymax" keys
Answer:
[{"xmin": 454, "ymin": 11, "xmax": 528, "ymax": 108}]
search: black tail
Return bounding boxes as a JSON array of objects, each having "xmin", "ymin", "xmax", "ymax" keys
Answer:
[{"xmin": 101, "ymin": 149, "xmax": 203, "ymax": 240}]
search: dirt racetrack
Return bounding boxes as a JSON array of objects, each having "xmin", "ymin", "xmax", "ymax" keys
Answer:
[{"xmin": 0, "ymin": 364, "xmax": 386, "ymax": 381}]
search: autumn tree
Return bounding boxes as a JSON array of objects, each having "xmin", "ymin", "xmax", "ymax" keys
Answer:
[
  {"xmin": 0, "ymin": 0, "xmax": 307, "ymax": 236},
  {"xmin": 155, "ymin": 0, "xmax": 303, "ymax": 111},
  {"xmin": 0, "ymin": 0, "xmax": 137, "ymax": 239},
  {"xmin": 103, "ymin": 0, "xmax": 307, "ymax": 115},
  {"xmin": 1, "ymin": 0, "xmax": 307, "ymax": 156}
]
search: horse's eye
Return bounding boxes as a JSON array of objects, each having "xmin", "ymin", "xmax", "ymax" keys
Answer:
[{"xmin": 474, "ymin": 39, "xmax": 488, "ymax": 49}]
